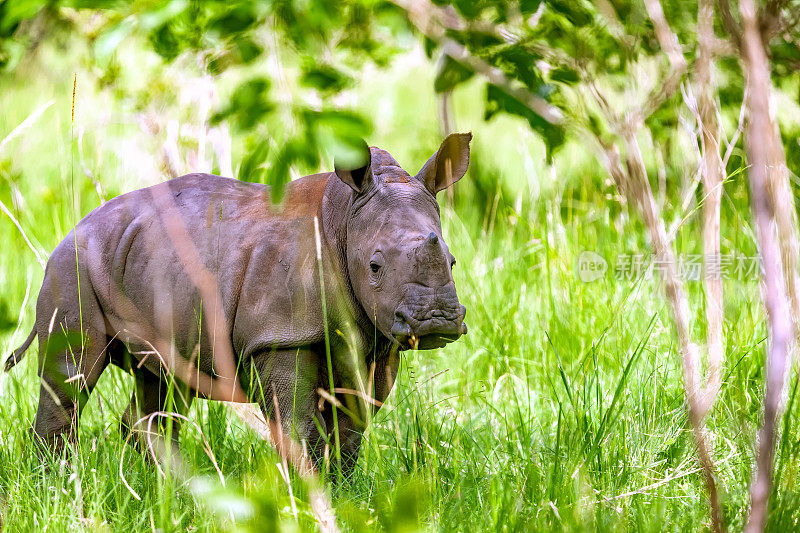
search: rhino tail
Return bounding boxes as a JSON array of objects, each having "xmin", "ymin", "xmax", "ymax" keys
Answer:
[{"xmin": 4, "ymin": 326, "xmax": 36, "ymax": 372}]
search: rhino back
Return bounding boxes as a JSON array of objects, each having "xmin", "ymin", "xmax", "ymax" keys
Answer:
[{"xmin": 61, "ymin": 173, "xmax": 331, "ymax": 368}]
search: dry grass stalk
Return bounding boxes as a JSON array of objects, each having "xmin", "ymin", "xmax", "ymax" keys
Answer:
[
  {"xmin": 0, "ymin": 199, "xmax": 47, "ymax": 270},
  {"xmin": 144, "ymin": 72, "xmax": 339, "ymax": 530},
  {"xmin": 0, "ymin": 99, "xmax": 54, "ymax": 155},
  {"xmin": 0, "ymin": 101, "xmax": 57, "ymax": 270},
  {"xmin": 147, "ymin": 184, "xmax": 247, "ymax": 403}
]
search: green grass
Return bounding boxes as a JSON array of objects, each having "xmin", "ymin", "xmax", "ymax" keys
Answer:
[{"xmin": 1, "ymin": 44, "xmax": 800, "ymax": 532}]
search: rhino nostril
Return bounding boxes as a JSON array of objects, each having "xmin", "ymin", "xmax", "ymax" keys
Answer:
[{"xmin": 393, "ymin": 310, "xmax": 412, "ymax": 335}]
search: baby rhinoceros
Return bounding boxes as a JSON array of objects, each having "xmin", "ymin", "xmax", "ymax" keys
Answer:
[{"xmin": 4, "ymin": 133, "xmax": 471, "ymax": 475}]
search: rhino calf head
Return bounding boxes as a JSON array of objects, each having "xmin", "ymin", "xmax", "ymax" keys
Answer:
[{"xmin": 335, "ymin": 133, "xmax": 471, "ymax": 350}]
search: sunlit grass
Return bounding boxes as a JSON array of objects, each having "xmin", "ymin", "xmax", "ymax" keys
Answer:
[{"xmin": 0, "ymin": 42, "xmax": 799, "ymax": 532}]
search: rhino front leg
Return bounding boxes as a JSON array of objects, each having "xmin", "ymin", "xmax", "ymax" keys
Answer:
[
  {"xmin": 320, "ymin": 354, "xmax": 401, "ymax": 480},
  {"xmin": 325, "ymin": 411, "xmax": 363, "ymax": 480},
  {"xmin": 248, "ymin": 348, "xmax": 327, "ymax": 470}
]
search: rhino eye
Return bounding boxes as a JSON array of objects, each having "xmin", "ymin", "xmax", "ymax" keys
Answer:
[{"xmin": 368, "ymin": 252, "xmax": 385, "ymax": 283}]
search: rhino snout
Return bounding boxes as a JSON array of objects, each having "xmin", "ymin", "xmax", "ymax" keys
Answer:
[{"xmin": 390, "ymin": 287, "xmax": 467, "ymax": 349}]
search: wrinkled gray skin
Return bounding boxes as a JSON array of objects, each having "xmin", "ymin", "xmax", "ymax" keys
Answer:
[{"xmin": 5, "ymin": 133, "xmax": 471, "ymax": 475}]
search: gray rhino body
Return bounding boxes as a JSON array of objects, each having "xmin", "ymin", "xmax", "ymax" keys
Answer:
[{"xmin": 5, "ymin": 134, "xmax": 471, "ymax": 474}]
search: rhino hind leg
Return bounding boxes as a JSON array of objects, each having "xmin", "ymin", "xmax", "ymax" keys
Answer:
[
  {"xmin": 33, "ymin": 324, "xmax": 109, "ymax": 453},
  {"xmin": 32, "ymin": 245, "xmax": 113, "ymax": 452},
  {"xmin": 121, "ymin": 368, "xmax": 194, "ymax": 452}
]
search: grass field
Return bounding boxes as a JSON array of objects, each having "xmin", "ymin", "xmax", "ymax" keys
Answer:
[{"xmin": 0, "ymin": 43, "xmax": 798, "ymax": 532}]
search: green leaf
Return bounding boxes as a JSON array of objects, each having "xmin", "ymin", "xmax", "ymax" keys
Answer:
[
  {"xmin": 434, "ymin": 54, "xmax": 474, "ymax": 93},
  {"xmin": 547, "ymin": 0, "xmax": 594, "ymax": 27},
  {"xmin": 138, "ymin": 0, "xmax": 187, "ymax": 32},
  {"xmin": 550, "ymin": 66, "xmax": 580, "ymax": 85},
  {"xmin": 237, "ymin": 137, "xmax": 271, "ymax": 183},
  {"xmin": 0, "ymin": 0, "xmax": 44, "ymax": 35},
  {"xmin": 308, "ymin": 109, "xmax": 372, "ymax": 140},
  {"xmin": 423, "ymin": 35, "xmax": 437, "ymax": 58},
  {"xmin": 485, "ymin": 84, "xmax": 565, "ymax": 160},
  {"xmin": 212, "ymin": 77, "xmax": 273, "ymax": 131},
  {"xmin": 265, "ymin": 142, "xmax": 297, "ymax": 203},
  {"xmin": 94, "ymin": 18, "xmax": 136, "ymax": 65},
  {"xmin": 307, "ymin": 109, "xmax": 371, "ymax": 169},
  {"xmin": 489, "ymin": 44, "xmax": 544, "ymax": 92},
  {"xmin": 149, "ymin": 23, "xmax": 181, "ymax": 61},
  {"xmin": 520, "ymin": 0, "xmax": 544, "ymax": 15},
  {"xmin": 300, "ymin": 64, "xmax": 352, "ymax": 93},
  {"xmin": 210, "ymin": 4, "xmax": 257, "ymax": 34},
  {"xmin": 331, "ymin": 137, "xmax": 369, "ymax": 172},
  {"xmin": 235, "ymin": 36, "xmax": 263, "ymax": 64}
]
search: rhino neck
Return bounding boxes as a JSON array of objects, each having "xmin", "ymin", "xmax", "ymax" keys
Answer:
[{"xmin": 320, "ymin": 174, "xmax": 392, "ymax": 359}]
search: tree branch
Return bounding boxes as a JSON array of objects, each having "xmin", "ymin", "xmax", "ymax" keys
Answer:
[
  {"xmin": 389, "ymin": 0, "xmax": 564, "ymax": 124},
  {"xmin": 718, "ymin": 0, "xmax": 743, "ymax": 49},
  {"xmin": 638, "ymin": 0, "xmax": 688, "ymax": 123}
]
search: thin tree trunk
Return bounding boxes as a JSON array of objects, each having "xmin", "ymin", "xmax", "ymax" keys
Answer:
[
  {"xmin": 695, "ymin": 0, "xmax": 725, "ymax": 418},
  {"xmin": 739, "ymin": 0, "xmax": 795, "ymax": 530}
]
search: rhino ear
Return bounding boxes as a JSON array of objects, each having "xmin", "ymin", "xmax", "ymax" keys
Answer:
[
  {"xmin": 415, "ymin": 132, "xmax": 472, "ymax": 195},
  {"xmin": 335, "ymin": 141, "xmax": 372, "ymax": 194}
]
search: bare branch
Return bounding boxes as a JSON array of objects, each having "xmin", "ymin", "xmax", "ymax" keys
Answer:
[
  {"xmin": 691, "ymin": 4, "xmax": 728, "ymax": 528},
  {"xmin": 593, "ymin": 4, "xmax": 727, "ymax": 530}
]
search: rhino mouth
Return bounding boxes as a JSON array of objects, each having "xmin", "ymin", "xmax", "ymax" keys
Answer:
[
  {"xmin": 392, "ymin": 330, "xmax": 465, "ymax": 350},
  {"xmin": 390, "ymin": 315, "xmax": 468, "ymax": 350},
  {"xmin": 390, "ymin": 285, "xmax": 467, "ymax": 350}
]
